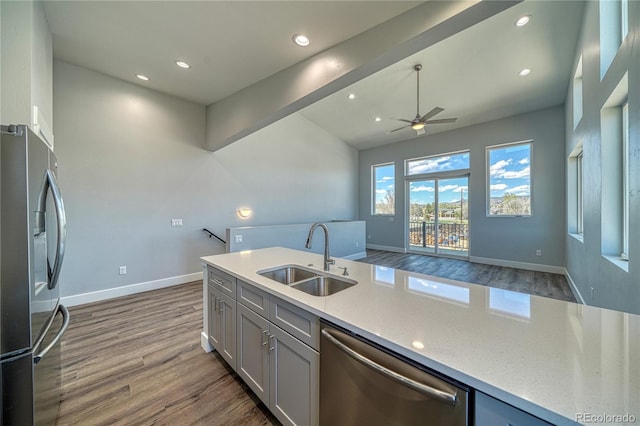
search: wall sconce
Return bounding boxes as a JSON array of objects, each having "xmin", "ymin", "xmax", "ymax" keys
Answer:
[{"xmin": 237, "ymin": 207, "xmax": 253, "ymax": 219}]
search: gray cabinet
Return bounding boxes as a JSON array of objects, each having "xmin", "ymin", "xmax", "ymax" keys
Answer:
[
  {"xmin": 475, "ymin": 392, "xmax": 553, "ymax": 426},
  {"xmin": 208, "ymin": 284, "xmax": 236, "ymax": 370},
  {"xmin": 236, "ymin": 296, "xmax": 319, "ymax": 426}
]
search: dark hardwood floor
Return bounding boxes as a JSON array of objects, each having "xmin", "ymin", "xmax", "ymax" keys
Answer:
[
  {"xmin": 357, "ymin": 249, "xmax": 576, "ymax": 303},
  {"xmin": 56, "ymin": 281, "xmax": 278, "ymax": 425}
]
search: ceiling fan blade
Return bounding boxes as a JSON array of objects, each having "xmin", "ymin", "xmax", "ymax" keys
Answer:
[
  {"xmin": 425, "ymin": 117, "xmax": 458, "ymax": 124},
  {"xmin": 391, "ymin": 118, "xmax": 414, "ymax": 124},
  {"xmin": 420, "ymin": 107, "xmax": 444, "ymax": 122},
  {"xmin": 387, "ymin": 125, "xmax": 410, "ymax": 133}
]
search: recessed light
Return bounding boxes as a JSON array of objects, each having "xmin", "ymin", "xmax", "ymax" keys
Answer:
[
  {"xmin": 515, "ymin": 15, "xmax": 531, "ymax": 27},
  {"xmin": 175, "ymin": 60, "xmax": 191, "ymax": 69},
  {"xmin": 412, "ymin": 341, "xmax": 425, "ymax": 350},
  {"xmin": 136, "ymin": 74, "xmax": 150, "ymax": 81},
  {"xmin": 292, "ymin": 34, "xmax": 310, "ymax": 47},
  {"xmin": 374, "ymin": 116, "xmax": 382, "ymax": 122},
  {"xmin": 518, "ymin": 68, "xmax": 531, "ymax": 77},
  {"xmin": 347, "ymin": 93, "xmax": 356, "ymax": 100}
]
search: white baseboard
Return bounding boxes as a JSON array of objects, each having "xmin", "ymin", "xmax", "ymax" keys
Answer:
[
  {"xmin": 61, "ymin": 272, "xmax": 203, "ymax": 307},
  {"xmin": 341, "ymin": 251, "xmax": 367, "ymax": 260},
  {"xmin": 366, "ymin": 244, "xmax": 406, "ymax": 253},
  {"xmin": 469, "ymin": 256, "xmax": 565, "ymax": 274},
  {"xmin": 201, "ymin": 332, "xmax": 214, "ymax": 353},
  {"xmin": 563, "ymin": 269, "xmax": 585, "ymax": 304}
]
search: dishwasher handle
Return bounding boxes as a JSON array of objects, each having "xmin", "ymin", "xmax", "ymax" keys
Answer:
[{"xmin": 321, "ymin": 328, "xmax": 457, "ymax": 406}]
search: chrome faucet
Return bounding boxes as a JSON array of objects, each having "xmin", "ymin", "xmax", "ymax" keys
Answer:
[{"xmin": 305, "ymin": 222, "xmax": 335, "ymax": 271}]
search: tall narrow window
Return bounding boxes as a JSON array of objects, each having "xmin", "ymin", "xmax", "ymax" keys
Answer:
[
  {"xmin": 372, "ymin": 163, "xmax": 395, "ymax": 215},
  {"xmin": 577, "ymin": 151, "xmax": 584, "ymax": 235},
  {"xmin": 621, "ymin": 0, "xmax": 629, "ymax": 41},
  {"xmin": 622, "ymin": 101, "xmax": 629, "ymax": 259},
  {"xmin": 487, "ymin": 142, "xmax": 532, "ymax": 216},
  {"xmin": 573, "ymin": 56, "xmax": 583, "ymax": 128}
]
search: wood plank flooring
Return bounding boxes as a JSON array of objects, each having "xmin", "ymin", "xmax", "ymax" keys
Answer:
[
  {"xmin": 56, "ymin": 281, "xmax": 278, "ymax": 425},
  {"xmin": 357, "ymin": 249, "xmax": 576, "ymax": 303}
]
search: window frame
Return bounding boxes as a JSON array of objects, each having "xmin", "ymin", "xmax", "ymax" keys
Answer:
[
  {"xmin": 405, "ymin": 150, "xmax": 470, "ymax": 177},
  {"xmin": 577, "ymin": 150, "xmax": 584, "ymax": 236},
  {"xmin": 486, "ymin": 140, "xmax": 533, "ymax": 217},
  {"xmin": 372, "ymin": 162, "xmax": 395, "ymax": 216},
  {"xmin": 621, "ymin": 101, "xmax": 629, "ymax": 260}
]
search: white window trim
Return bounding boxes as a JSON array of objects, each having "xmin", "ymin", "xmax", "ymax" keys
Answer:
[
  {"xmin": 372, "ymin": 162, "xmax": 395, "ymax": 216},
  {"xmin": 486, "ymin": 140, "xmax": 533, "ymax": 217},
  {"xmin": 621, "ymin": 101, "xmax": 629, "ymax": 260}
]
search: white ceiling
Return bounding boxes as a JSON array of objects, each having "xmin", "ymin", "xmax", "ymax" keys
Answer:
[
  {"xmin": 300, "ymin": 0, "xmax": 585, "ymax": 149},
  {"xmin": 43, "ymin": 1, "xmax": 584, "ymax": 151},
  {"xmin": 42, "ymin": 1, "xmax": 422, "ymax": 106}
]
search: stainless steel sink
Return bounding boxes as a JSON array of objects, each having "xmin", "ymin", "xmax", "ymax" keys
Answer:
[
  {"xmin": 257, "ymin": 265, "xmax": 319, "ymax": 284},
  {"xmin": 290, "ymin": 275, "xmax": 357, "ymax": 297},
  {"xmin": 257, "ymin": 264, "xmax": 357, "ymax": 296}
]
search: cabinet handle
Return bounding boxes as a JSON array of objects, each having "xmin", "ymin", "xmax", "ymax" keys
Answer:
[
  {"xmin": 219, "ymin": 299, "xmax": 225, "ymax": 313},
  {"xmin": 213, "ymin": 296, "xmax": 219, "ymax": 311},
  {"xmin": 261, "ymin": 330, "xmax": 268, "ymax": 346},
  {"xmin": 269, "ymin": 334, "xmax": 275, "ymax": 351},
  {"xmin": 212, "ymin": 278, "xmax": 224, "ymax": 286}
]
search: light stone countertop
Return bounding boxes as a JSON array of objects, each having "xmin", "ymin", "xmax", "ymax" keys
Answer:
[{"xmin": 201, "ymin": 247, "xmax": 640, "ymax": 426}]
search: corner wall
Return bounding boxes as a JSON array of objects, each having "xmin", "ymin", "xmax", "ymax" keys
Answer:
[
  {"xmin": 53, "ymin": 61, "xmax": 357, "ymax": 302},
  {"xmin": 564, "ymin": 1, "xmax": 639, "ymax": 314},
  {"xmin": 359, "ymin": 106, "xmax": 566, "ymax": 270}
]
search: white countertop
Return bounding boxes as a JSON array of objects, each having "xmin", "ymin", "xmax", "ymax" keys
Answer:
[{"xmin": 201, "ymin": 247, "xmax": 640, "ymax": 426}]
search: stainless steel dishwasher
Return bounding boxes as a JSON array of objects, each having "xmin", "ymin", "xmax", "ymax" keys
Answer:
[{"xmin": 320, "ymin": 321, "xmax": 469, "ymax": 426}]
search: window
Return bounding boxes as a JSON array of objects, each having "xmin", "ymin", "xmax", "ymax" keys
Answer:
[
  {"xmin": 621, "ymin": 0, "xmax": 629, "ymax": 41},
  {"xmin": 487, "ymin": 142, "xmax": 532, "ymax": 216},
  {"xmin": 372, "ymin": 163, "xmax": 395, "ymax": 215},
  {"xmin": 573, "ymin": 56, "xmax": 583, "ymax": 128},
  {"xmin": 600, "ymin": 74, "xmax": 628, "ymax": 266},
  {"xmin": 599, "ymin": 0, "xmax": 624, "ymax": 78},
  {"xmin": 406, "ymin": 151, "xmax": 469, "ymax": 176},
  {"xmin": 622, "ymin": 101, "xmax": 629, "ymax": 259},
  {"xmin": 576, "ymin": 151, "xmax": 584, "ymax": 235}
]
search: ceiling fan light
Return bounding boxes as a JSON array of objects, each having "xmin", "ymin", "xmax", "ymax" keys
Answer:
[{"xmin": 411, "ymin": 122, "xmax": 425, "ymax": 130}]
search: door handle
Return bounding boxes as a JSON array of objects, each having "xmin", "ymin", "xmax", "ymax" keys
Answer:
[
  {"xmin": 268, "ymin": 334, "xmax": 275, "ymax": 351},
  {"xmin": 213, "ymin": 296, "xmax": 219, "ymax": 311},
  {"xmin": 261, "ymin": 330, "xmax": 268, "ymax": 346},
  {"xmin": 34, "ymin": 304, "xmax": 70, "ymax": 364},
  {"xmin": 321, "ymin": 328, "xmax": 457, "ymax": 405},
  {"xmin": 218, "ymin": 299, "xmax": 225, "ymax": 313},
  {"xmin": 35, "ymin": 170, "xmax": 67, "ymax": 290}
]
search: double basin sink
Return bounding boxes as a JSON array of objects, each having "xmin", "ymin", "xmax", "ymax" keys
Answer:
[{"xmin": 257, "ymin": 265, "xmax": 357, "ymax": 296}]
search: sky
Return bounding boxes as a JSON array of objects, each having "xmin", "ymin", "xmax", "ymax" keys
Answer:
[{"xmin": 375, "ymin": 145, "xmax": 530, "ymax": 206}]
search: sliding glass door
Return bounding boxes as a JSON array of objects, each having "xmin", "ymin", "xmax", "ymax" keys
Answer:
[{"xmin": 407, "ymin": 176, "xmax": 469, "ymax": 257}]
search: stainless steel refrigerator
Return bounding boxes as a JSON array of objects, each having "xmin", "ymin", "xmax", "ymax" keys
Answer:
[{"xmin": 1, "ymin": 124, "xmax": 70, "ymax": 425}]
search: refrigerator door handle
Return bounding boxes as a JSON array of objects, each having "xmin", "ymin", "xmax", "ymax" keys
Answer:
[
  {"xmin": 35, "ymin": 169, "xmax": 67, "ymax": 290},
  {"xmin": 34, "ymin": 304, "xmax": 70, "ymax": 365}
]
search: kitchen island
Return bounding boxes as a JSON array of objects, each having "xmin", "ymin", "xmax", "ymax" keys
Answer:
[{"xmin": 201, "ymin": 247, "xmax": 639, "ymax": 426}]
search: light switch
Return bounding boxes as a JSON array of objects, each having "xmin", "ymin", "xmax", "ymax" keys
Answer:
[
  {"xmin": 171, "ymin": 219, "xmax": 183, "ymax": 227},
  {"xmin": 235, "ymin": 234, "xmax": 243, "ymax": 243}
]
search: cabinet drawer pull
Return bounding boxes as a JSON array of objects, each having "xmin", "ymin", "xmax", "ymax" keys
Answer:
[
  {"xmin": 212, "ymin": 278, "xmax": 224, "ymax": 286},
  {"xmin": 213, "ymin": 296, "xmax": 219, "ymax": 311},
  {"xmin": 261, "ymin": 330, "xmax": 268, "ymax": 346}
]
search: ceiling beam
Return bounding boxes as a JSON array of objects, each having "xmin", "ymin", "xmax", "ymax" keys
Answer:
[{"xmin": 205, "ymin": 0, "xmax": 521, "ymax": 152}]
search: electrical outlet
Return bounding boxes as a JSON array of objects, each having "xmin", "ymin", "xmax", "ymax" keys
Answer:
[
  {"xmin": 536, "ymin": 249, "xmax": 542, "ymax": 256},
  {"xmin": 235, "ymin": 234, "xmax": 243, "ymax": 243},
  {"xmin": 119, "ymin": 266, "xmax": 126, "ymax": 275},
  {"xmin": 171, "ymin": 219, "xmax": 183, "ymax": 227},
  {"xmin": 355, "ymin": 241, "xmax": 359, "ymax": 248}
]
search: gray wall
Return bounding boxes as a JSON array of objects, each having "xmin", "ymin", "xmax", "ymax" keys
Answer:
[
  {"xmin": 53, "ymin": 61, "xmax": 357, "ymax": 298},
  {"xmin": 565, "ymin": 1, "xmax": 639, "ymax": 314},
  {"xmin": 227, "ymin": 221, "xmax": 366, "ymax": 259},
  {"xmin": 359, "ymin": 106, "xmax": 566, "ymax": 268}
]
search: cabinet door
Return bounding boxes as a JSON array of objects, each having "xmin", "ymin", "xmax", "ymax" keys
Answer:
[
  {"xmin": 269, "ymin": 324, "xmax": 319, "ymax": 426},
  {"xmin": 236, "ymin": 303, "xmax": 269, "ymax": 403},
  {"xmin": 207, "ymin": 285, "xmax": 221, "ymax": 349},
  {"xmin": 218, "ymin": 293, "xmax": 236, "ymax": 370}
]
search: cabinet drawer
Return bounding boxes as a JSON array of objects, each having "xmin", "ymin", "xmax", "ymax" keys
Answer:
[
  {"xmin": 475, "ymin": 392, "xmax": 553, "ymax": 426},
  {"xmin": 208, "ymin": 266, "xmax": 236, "ymax": 298},
  {"xmin": 269, "ymin": 297, "xmax": 319, "ymax": 350},
  {"xmin": 238, "ymin": 280, "xmax": 270, "ymax": 318}
]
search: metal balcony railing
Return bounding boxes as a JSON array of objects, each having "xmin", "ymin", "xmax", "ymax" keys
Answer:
[{"xmin": 408, "ymin": 221, "xmax": 469, "ymax": 251}]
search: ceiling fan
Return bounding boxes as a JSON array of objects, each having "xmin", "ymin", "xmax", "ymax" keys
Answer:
[{"xmin": 388, "ymin": 64, "xmax": 457, "ymax": 135}]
